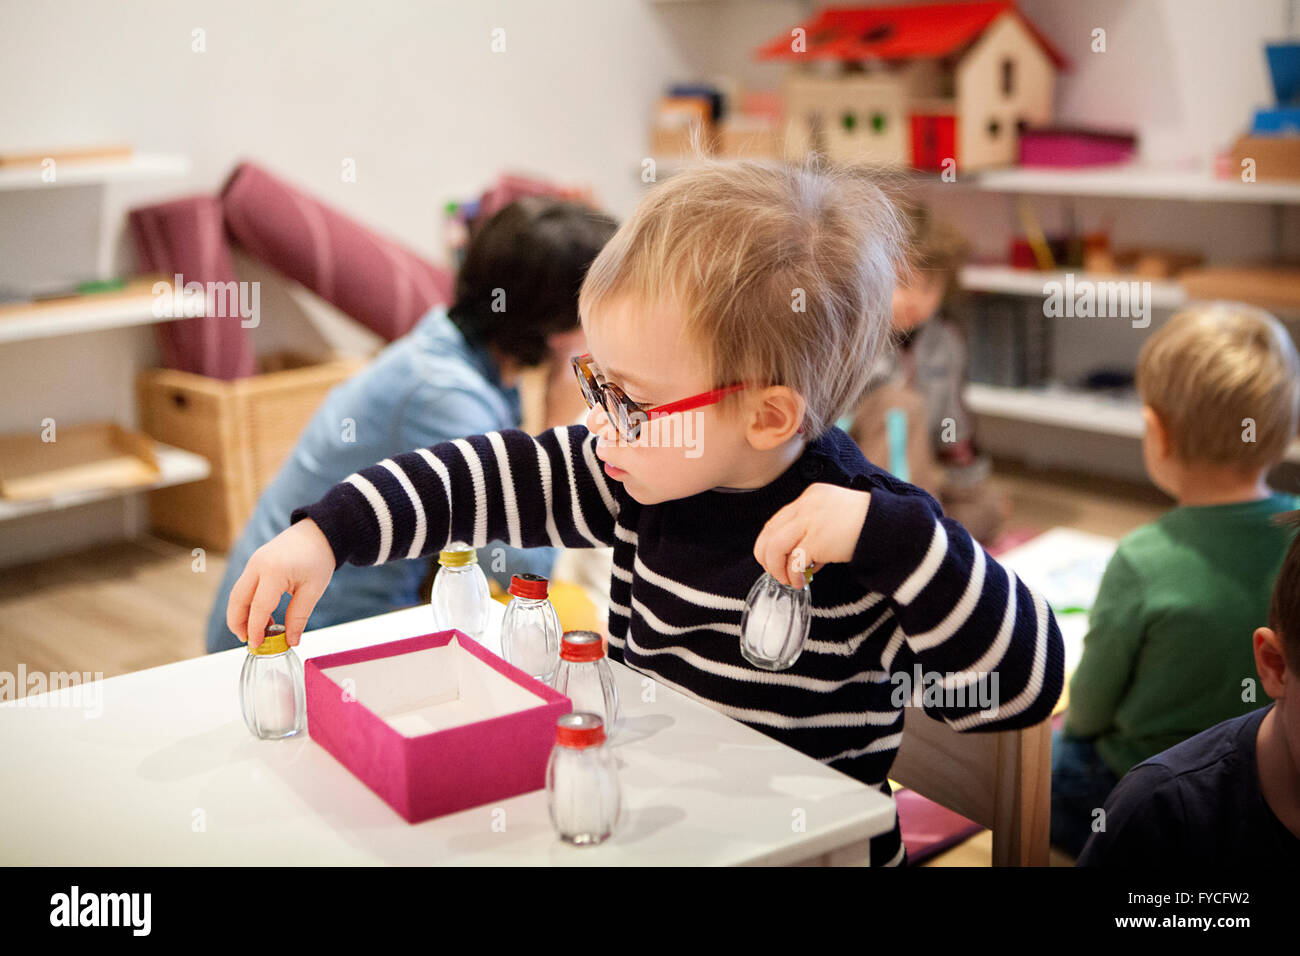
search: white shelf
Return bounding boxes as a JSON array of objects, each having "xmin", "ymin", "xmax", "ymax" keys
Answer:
[
  {"xmin": 0, "ymin": 153, "xmax": 190, "ymax": 191},
  {"xmin": 0, "ymin": 281, "xmax": 206, "ymax": 344},
  {"xmin": 960, "ymin": 264, "xmax": 1188, "ymax": 309},
  {"xmin": 962, "ymin": 164, "xmax": 1300, "ymax": 204},
  {"xmin": 0, "ymin": 441, "xmax": 210, "ymax": 523},
  {"xmin": 966, "ymin": 382, "xmax": 1300, "ymax": 464}
]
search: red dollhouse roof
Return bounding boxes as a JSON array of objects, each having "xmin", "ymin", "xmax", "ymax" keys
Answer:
[{"xmin": 756, "ymin": 2, "xmax": 1069, "ymax": 70}]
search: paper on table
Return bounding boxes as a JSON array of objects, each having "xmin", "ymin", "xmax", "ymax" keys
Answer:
[
  {"xmin": 319, "ymin": 635, "xmax": 551, "ymax": 738},
  {"xmin": 995, "ymin": 526, "xmax": 1118, "ymax": 680}
]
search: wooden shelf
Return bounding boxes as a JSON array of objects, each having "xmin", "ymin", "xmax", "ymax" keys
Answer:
[
  {"xmin": 0, "ymin": 277, "xmax": 205, "ymax": 344},
  {"xmin": 0, "ymin": 153, "xmax": 190, "ymax": 191},
  {"xmin": 965, "ymin": 382, "xmax": 1300, "ymax": 464},
  {"xmin": 0, "ymin": 439, "xmax": 210, "ymax": 523}
]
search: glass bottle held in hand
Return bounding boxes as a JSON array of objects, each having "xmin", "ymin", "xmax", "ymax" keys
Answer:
[
  {"xmin": 240, "ymin": 623, "xmax": 306, "ymax": 739},
  {"xmin": 429, "ymin": 542, "xmax": 490, "ymax": 642},
  {"xmin": 546, "ymin": 712, "xmax": 621, "ymax": 846},
  {"xmin": 739, "ymin": 565, "xmax": 815, "ymax": 671},
  {"xmin": 500, "ymin": 573, "xmax": 561, "ymax": 682},
  {"xmin": 551, "ymin": 631, "xmax": 619, "ymax": 738}
]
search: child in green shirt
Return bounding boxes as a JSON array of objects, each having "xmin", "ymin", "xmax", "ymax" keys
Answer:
[{"xmin": 1051, "ymin": 302, "xmax": 1300, "ymax": 857}]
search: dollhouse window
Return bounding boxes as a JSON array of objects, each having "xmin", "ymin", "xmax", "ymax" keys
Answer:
[
  {"xmin": 871, "ymin": 111, "xmax": 887, "ymax": 133},
  {"xmin": 842, "ymin": 111, "xmax": 858, "ymax": 132},
  {"xmin": 1001, "ymin": 58, "xmax": 1015, "ymax": 96},
  {"xmin": 987, "ymin": 118, "xmax": 1001, "ymax": 138}
]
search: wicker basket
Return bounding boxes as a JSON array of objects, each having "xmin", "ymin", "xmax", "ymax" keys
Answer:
[{"xmin": 136, "ymin": 352, "xmax": 368, "ymax": 550}]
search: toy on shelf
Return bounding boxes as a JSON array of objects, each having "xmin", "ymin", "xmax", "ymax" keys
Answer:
[
  {"xmin": 1017, "ymin": 125, "xmax": 1137, "ymax": 168},
  {"xmin": 756, "ymin": 1, "xmax": 1068, "ymax": 171},
  {"xmin": 1232, "ymin": 42, "xmax": 1300, "ymax": 180}
]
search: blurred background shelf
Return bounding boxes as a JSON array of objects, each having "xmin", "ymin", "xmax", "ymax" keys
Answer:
[
  {"xmin": 0, "ymin": 277, "xmax": 205, "ymax": 344},
  {"xmin": 959, "ymin": 264, "xmax": 1188, "ymax": 309},
  {"xmin": 0, "ymin": 440, "xmax": 210, "ymax": 523},
  {"xmin": 965, "ymin": 382, "xmax": 1300, "ymax": 464},
  {"xmin": 0, "ymin": 152, "xmax": 190, "ymax": 191}
]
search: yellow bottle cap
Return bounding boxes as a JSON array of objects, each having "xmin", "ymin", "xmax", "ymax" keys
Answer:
[
  {"xmin": 438, "ymin": 547, "xmax": 477, "ymax": 568},
  {"xmin": 252, "ymin": 624, "xmax": 288, "ymax": 655}
]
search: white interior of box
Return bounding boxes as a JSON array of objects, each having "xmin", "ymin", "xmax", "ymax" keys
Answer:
[{"xmin": 320, "ymin": 636, "xmax": 550, "ymax": 738}]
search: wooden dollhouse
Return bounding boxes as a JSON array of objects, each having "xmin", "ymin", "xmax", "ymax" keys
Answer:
[{"xmin": 757, "ymin": 1, "xmax": 1068, "ymax": 171}]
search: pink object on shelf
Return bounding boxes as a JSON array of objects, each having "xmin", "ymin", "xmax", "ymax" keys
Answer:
[
  {"xmin": 129, "ymin": 195, "xmax": 255, "ymax": 380},
  {"xmin": 1018, "ymin": 127, "xmax": 1137, "ymax": 167},
  {"xmin": 305, "ymin": 629, "xmax": 572, "ymax": 824},
  {"xmin": 221, "ymin": 162, "xmax": 454, "ymax": 342}
]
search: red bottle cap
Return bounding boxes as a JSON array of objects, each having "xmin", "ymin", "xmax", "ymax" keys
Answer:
[
  {"xmin": 560, "ymin": 630, "xmax": 605, "ymax": 662},
  {"xmin": 555, "ymin": 712, "xmax": 606, "ymax": 749},
  {"xmin": 509, "ymin": 573, "xmax": 548, "ymax": 600}
]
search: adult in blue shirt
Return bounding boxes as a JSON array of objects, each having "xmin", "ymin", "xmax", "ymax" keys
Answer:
[{"xmin": 206, "ymin": 197, "xmax": 617, "ymax": 652}]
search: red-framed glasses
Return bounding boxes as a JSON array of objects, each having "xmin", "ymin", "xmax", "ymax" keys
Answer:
[{"xmin": 571, "ymin": 352, "xmax": 746, "ymax": 442}]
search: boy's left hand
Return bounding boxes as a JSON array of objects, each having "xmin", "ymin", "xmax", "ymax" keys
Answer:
[{"xmin": 753, "ymin": 483, "xmax": 871, "ymax": 589}]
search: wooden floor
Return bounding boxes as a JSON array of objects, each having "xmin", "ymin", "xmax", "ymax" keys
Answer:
[{"xmin": 0, "ymin": 459, "xmax": 1170, "ymax": 866}]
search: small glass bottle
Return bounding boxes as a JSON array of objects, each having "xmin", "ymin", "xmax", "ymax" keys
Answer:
[
  {"xmin": 739, "ymin": 567, "xmax": 815, "ymax": 671},
  {"xmin": 500, "ymin": 573, "xmax": 561, "ymax": 682},
  {"xmin": 551, "ymin": 631, "xmax": 619, "ymax": 738},
  {"xmin": 240, "ymin": 624, "xmax": 306, "ymax": 739},
  {"xmin": 546, "ymin": 712, "xmax": 621, "ymax": 846},
  {"xmin": 429, "ymin": 541, "xmax": 490, "ymax": 642}
]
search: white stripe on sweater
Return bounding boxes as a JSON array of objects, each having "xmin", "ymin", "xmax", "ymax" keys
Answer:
[
  {"xmin": 949, "ymin": 576, "xmax": 1051, "ymax": 730},
  {"xmin": 377, "ymin": 459, "xmax": 425, "ymax": 561},
  {"xmin": 906, "ymin": 542, "xmax": 986, "ymax": 652},
  {"xmin": 822, "ymin": 728, "xmax": 904, "ymax": 764},
  {"xmin": 532, "ymin": 439, "xmax": 563, "ymax": 547},
  {"xmin": 631, "ymin": 658, "xmax": 905, "ymax": 730},
  {"xmin": 485, "ymin": 431, "xmax": 521, "ymax": 548},
  {"xmin": 450, "ymin": 438, "xmax": 488, "ymax": 548},
  {"xmin": 345, "ymin": 473, "xmax": 392, "ymax": 566},
  {"xmin": 553, "ymin": 426, "xmax": 607, "ymax": 548},
  {"xmin": 813, "ymin": 591, "xmax": 886, "ymax": 618},
  {"xmin": 895, "ymin": 521, "xmax": 946, "ymax": 605},
  {"xmin": 629, "ymin": 597, "xmax": 893, "ymax": 692},
  {"xmin": 633, "ymin": 554, "xmax": 746, "ymax": 612},
  {"xmin": 804, "ymin": 608, "xmax": 895, "ymax": 657},
  {"xmin": 413, "ymin": 449, "xmax": 454, "ymax": 555}
]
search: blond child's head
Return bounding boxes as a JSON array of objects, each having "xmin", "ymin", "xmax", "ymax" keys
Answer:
[
  {"xmin": 575, "ymin": 158, "xmax": 905, "ymax": 504},
  {"xmin": 1136, "ymin": 302, "xmax": 1300, "ymax": 497}
]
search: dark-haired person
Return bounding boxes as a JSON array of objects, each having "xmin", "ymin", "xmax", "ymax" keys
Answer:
[
  {"xmin": 1076, "ymin": 511, "xmax": 1300, "ymax": 865},
  {"xmin": 205, "ymin": 197, "xmax": 617, "ymax": 652}
]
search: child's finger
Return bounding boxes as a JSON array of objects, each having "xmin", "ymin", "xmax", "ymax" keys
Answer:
[
  {"xmin": 246, "ymin": 577, "xmax": 284, "ymax": 650},
  {"xmin": 787, "ymin": 542, "xmax": 814, "ymax": 590},
  {"xmin": 284, "ymin": 577, "xmax": 326, "ymax": 647},
  {"xmin": 759, "ymin": 518, "xmax": 806, "ymax": 586},
  {"xmin": 226, "ymin": 567, "xmax": 256, "ymax": 644}
]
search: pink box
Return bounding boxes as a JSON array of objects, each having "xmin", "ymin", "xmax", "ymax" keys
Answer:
[{"xmin": 305, "ymin": 629, "xmax": 572, "ymax": 823}]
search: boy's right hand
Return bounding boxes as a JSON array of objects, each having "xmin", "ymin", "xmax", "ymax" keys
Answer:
[{"xmin": 226, "ymin": 518, "xmax": 336, "ymax": 649}]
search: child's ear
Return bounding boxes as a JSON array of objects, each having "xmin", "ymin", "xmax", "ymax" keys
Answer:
[
  {"xmin": 1141, "ymin": 405, "xmax": 1171, "ymax": 459},
  {"xmin": 1254, "ymin": 626, "xmax": 1289, "ymax": 700},
  {"xmin": 746, "ymin": 386, "xmax": 805, "ymax": 451}
]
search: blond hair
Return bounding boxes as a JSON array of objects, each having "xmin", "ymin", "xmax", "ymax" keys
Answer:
[
  {"xmin": 577, "ymin": 157, "xmax": 905, "ymax": 439},
  {"xmin": 1136, "ymin": 302, "xmax": 1300, "ymax": 469}
]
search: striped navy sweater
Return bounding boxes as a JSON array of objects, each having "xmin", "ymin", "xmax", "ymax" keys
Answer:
[{"xmin": 290, "ymin": 424, "xmax": 1065, "ymax": 866}]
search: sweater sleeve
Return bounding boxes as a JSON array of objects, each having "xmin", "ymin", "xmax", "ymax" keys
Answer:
[
  {"xmin": 289, "ymin": 425, "xmax": 623, "ymax": 570},
  {"xmin": 1064, "ymin": 547, "xmax": 1145, "ymax": 739},
  {"xmin": 851, "ymin": 475, "xmax": 1065, "ymax": 732}
]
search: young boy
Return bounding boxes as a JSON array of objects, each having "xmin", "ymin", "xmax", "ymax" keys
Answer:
[
  {"xmin": 847, "ymin": 202, "xmax": 1006, "ymax": 544},
  {"xmin": 1053, "ymin": 303, "xmax": 1300, "ymax": 857},
  {"xmin": 1077, "ymin": 511, "xmax": 1300, "ymax": 865},
  {"xmin": 227, "ymin": 159, "xmax": 1064, "ymax": 867},
  {"xmin": 204, "ymin": 197, "xmax": 615, "ymax": 653}
]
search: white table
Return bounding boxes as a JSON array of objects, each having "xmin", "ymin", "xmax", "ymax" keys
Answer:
[{"xmin": 0, "ymin": 601, "xmax": 895, "ymax": 865}]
